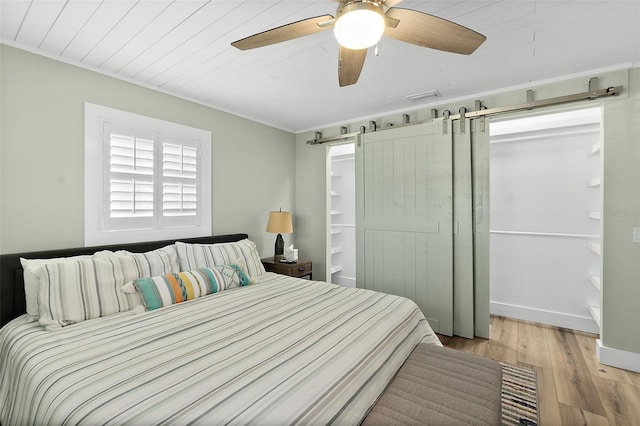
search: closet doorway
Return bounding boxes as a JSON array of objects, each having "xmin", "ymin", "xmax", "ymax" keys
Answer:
[
  {"xmin": 327, "ymin": 143, "xmax": 356, "ymax": 287},
  {"xmin": 489, "ymin": 107, "xmax": 602, "ymax": 334}
]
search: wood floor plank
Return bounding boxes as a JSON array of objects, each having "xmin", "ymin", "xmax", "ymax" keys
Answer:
[
  {"xmin": 441, "ymin": 316, "xmax": 640, "ymax": 425},
  {"xmin": 545, "ymin": 326, "xmax": 608, "ymax": 417},
  {"xmin": 593, "ymin": 375, "xmax": 640, "ymax": 426},
  {"xmin": 574, "ymin": 332, "xmax": 633, "ymax": 385},
  {"xmin": 627, "ymin": 371, "xmax": 640, "ymax": 388},
  {"xmin": 444, "ymin": 335, "xmax": 489, "ymax": 357},
  {"xmin": 437, "ymin": 334, "xmax": 453, "ymax": 346},
  {"xmin": 484, "ymin": 315, "xmax": 518, "ymax": 364},
  {"xmin": 558, "ymin": 403, "xmax": 610, "ymax": 426},
  {"xmin": 518, "ymin": 320, "xmax": 552, "ymax": 369},
  {"xmin": 534, "ymin": 365, "xmax": 562, "ymax": 425}
]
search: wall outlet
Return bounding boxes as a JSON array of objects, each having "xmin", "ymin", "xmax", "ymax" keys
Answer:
[{"xmin": 634, "ymin": 227, "xmax": 640, "ymax": 244}]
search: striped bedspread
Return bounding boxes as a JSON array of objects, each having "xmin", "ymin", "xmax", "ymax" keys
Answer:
[{"xmin": 0, "ymin": 273, "xmax": 440, "ymax": 425}]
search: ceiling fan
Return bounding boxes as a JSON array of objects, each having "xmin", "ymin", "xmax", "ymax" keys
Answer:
[{"xmin": 231, "ymin": 0, "xmax": 486, "ymax": 87}]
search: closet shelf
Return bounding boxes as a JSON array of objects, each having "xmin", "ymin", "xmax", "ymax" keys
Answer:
[
  {"xmin": 587, "ymin": 211, "xmax": 601, "ymax": 220},
  {"xmin": 330, "ymin": 210, "xmax": 342, "ymax": 215},
  {"xmin": 588, "ymin": 273, "xmax": 601, "ymax": 291},
  {"xmin": 330, "ymin": 191, "xmax": 341, "ymax": 196},
  {"xmin": 587, "ymin": 178, "xmax": 601, "ymax": 187},
  {"xmin": 588, "ymin": 304, "xmax": 601, "ymax": 327},
  {"xmin": 332, "ymin": 155, "xmax": 355, "ymax": 163},
  {"xmin": 330, "ymin": 229, "xmax": 342, "ymax": 235},
  {"xmin": 331, "ymin": 266, "xmax": 343, "ymax": 274},
  {"xmin": 330, "ymin": 247, "xmax": 342, "ymax": 255},
  {"xmin": 588, "ymin": 241, "xmax": 601, "ymax": 256}
]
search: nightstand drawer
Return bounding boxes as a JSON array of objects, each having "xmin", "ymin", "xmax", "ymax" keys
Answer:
[
  {"xmin": 291, "ymin": 263, "xmax": 311, "ymax": 278},
  {"xmin": 261, "ymin": 258, "xmax": 312, "ymax": 279}
]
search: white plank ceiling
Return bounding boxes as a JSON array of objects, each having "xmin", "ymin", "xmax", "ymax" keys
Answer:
[{"xmin": 2, "ymin": 0, "xmax": 639, "ymax": 133}]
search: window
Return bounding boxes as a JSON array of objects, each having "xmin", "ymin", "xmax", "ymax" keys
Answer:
[{"xmin": 85, "ymin": 103, "xmax": 211, "ymax": 246}]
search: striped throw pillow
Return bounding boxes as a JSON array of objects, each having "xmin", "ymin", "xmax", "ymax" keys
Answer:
[
  {"xmin": 35, "ymin": 245, "xmax": 180, "ymax": 330},
  {"xmin": 37, "ymin": 256, "xmax": 147, "ymax": 330},
  {"xmin": 175, "ymin": 239, "xmax": 266, "ymax": 278},
  {"xmin": 132, "ymin": 264, "xmax": 250, "ymax": 311},
  {"xmin": 120, "ymin": 244, "xmax": 180, "ymax": 277},
  {"xmin": 21, "ymin": 255, "xmax": 93, "ymax": 322}
]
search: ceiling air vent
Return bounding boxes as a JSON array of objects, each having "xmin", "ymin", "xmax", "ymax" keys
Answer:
[{"xmin": 406, "ymin": 90, "xmax": 439, "ymax": 103}]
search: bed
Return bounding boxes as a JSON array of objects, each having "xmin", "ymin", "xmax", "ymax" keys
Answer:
[{"xmin": 0, "ymin": 234, "xmax": 441, "ymax": 425}]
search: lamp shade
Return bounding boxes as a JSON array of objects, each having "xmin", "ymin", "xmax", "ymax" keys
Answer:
[{"xmin": 266, "ymin": 211, "xmax": 293, "ymax": 234}]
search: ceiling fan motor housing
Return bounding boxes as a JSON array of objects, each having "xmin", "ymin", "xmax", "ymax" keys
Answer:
[{"xmin": 334, "ymin": 1, "xmax": 386, "ymax": 50}]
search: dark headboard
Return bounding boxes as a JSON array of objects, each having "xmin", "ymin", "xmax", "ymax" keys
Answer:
[{"xmin": 0, "ymin": 234, "xmax": 248, "ymax": 328}]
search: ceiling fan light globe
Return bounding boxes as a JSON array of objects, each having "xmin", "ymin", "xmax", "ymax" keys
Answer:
[{"xmin": 334, "ymin": 8, "xmax": 385, "ymax": 50}]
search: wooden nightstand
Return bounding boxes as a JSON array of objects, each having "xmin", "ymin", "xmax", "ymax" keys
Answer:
[{"xmin": 261, "ymin": 257, "xmax": 312, "ymax": 279}]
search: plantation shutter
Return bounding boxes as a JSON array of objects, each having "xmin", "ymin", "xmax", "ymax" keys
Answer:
[
  {"xmin": 161, "ymin": 139, "xmax": 201, "ymax": 228},
  {"xmin": 103, "ymin": 123, "xmax": 156, "ymax": 230},
  {"xmin": 86, "ymin": 102, "xmax": 212, "ymax": 246},
  {"xmin": 102, "ymin": 123, "xmax": 202, "ymax": 232}
]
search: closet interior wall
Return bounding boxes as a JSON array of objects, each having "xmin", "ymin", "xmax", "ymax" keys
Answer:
[{"xmin": 489, "ymin": 107, "xmax": 602, "ymax": 333}]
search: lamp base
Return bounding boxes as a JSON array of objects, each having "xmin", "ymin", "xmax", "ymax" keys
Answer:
[{"xmin": 274, "ymin": 233, "xmax": 285, "ymax": 261}]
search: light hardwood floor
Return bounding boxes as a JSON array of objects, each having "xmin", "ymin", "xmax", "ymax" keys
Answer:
[{"xmin": 438, "ymin": 316, "xmax": 640, "ymax": 426}]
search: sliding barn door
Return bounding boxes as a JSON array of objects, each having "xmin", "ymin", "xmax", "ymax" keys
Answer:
[
  {"xmin": 453, "ymin": 120, "xmax": 475, "ymax": 338},
  {"xmin": 356, "ymin": 122, "xmax": 454, "ymax": 335}
]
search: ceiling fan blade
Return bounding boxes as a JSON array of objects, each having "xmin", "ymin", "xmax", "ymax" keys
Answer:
[
  {"xmin": 338, "ymin": 46, "xmax": 367, "ymax": 87},
  {"xmin": 384, "ymin": 8, "xmax": 486, "ymax": 55},
  {"xmin": 382, "ymin": 0, "xmax": 404, "ymax": 7},
  {"xmin": 232, "ymin": 14, "xmax": 334, "ymax": 50}
]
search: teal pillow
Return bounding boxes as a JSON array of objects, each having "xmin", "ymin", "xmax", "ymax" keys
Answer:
[{"xmin": 131, "ymin": 264, "xmax": 250, "ymax": 311}]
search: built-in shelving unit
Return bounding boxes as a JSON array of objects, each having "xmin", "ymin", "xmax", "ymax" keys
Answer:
[
  {"xmin": 490, "ymin": 107, "xmax": 602, "ymax": 335},
  {"xmin": 586, "ymin": 133, "xmax": 602, "ymax": 331},
  {"xmin": 588, "ymin": 304, "xmax": 602, "ymax": 327},
  {"xmin": 588, "ymin": 241, "xmax": 601, "ymax": 255},
  {"xmin": 330, "ymin": 265, "xmax": 343, "ymax": 274},
  {"xmin": 328, "ymin": 143, "xmax": 356, "ymax": 287},
  {"xmin": 588, "ymin": 273, "xmax": 601, "ymax": 290}
]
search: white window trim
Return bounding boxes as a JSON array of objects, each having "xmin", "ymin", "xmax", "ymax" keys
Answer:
[{"xmin": 85, "ymin": 102, "xmax": 211, "ymax": 246}]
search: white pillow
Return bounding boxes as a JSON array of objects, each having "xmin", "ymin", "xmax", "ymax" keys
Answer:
[
  {"xmin": 116, "ymin": 244, "xmax": 180, "ymax": 277},
  {"xmin": 175, "ymin": 239, "xmax": 266, "ymax": 278},
  {"xmin": 21, "ymin": 255, "xmax": 93, "ymax": 322},
  {"xmin": 233, "ymin": 256, "xmax": 256, "ymax": 285},
  {"xmin": 36, "ymin": 256, "xmax": 144, "ymax": 330},
  {"xmin": 22, "ymin": 245, "xmax": 179, "ymax": 325}
]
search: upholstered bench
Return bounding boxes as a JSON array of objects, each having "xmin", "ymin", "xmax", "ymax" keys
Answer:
[{"xmin": 363, "ymin": 343, "xmax": 503, "ymax": 425}]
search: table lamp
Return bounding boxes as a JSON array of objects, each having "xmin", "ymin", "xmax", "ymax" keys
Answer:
[{"xmin": 266, "ymin": 209, "xmax": 293, "ymax": 261}]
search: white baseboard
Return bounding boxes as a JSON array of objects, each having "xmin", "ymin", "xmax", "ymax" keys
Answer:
[
  {"xmin": 335, "ymin": 276, "xmax": 356, "ymax": 288},
  {"xmin": 490, "ymin": 301, "xmax": 600, "ymax": 334},
  {"xmin": 597, "ymin": 339, "xmax": 640, "ymax": 373}
]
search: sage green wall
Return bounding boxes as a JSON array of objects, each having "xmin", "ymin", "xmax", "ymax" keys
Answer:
[
  {"xmin": 0, "ymin": 44, "xmax": 296, "ymax": 255},
  {"xmin": 2, "ymin": 42, "xmax": 637, "ymax": 358},
  {"xmin": 296, "ymin": 67, "xmax": 640, "ymax": 356}
]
